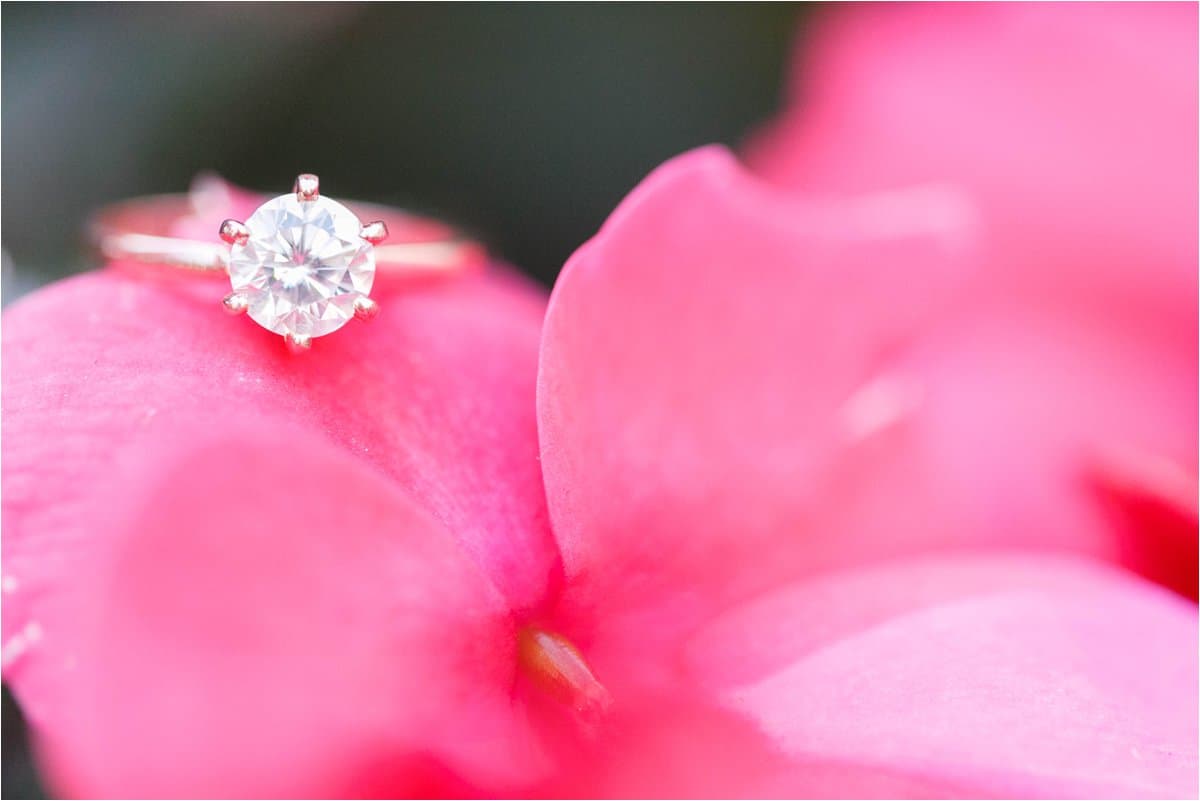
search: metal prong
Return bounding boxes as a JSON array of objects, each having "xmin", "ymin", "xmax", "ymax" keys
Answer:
[
  {"xmin": 285, "ymin": 333, "xmax": 312, "ymax": 353},
  {"xmin": 219, "ymin": 219, "xmax": 249, "ymax": 245},
  {"xmin": 360, "ymin": 220, "xmax": 389, "ymax": 245},
  {"xmin": 294, "ymin": 174, "xmax": 319, "ymax": 201},
  {"xmin": 222, "ymin": 291, "xmax": 250, "ymax": 315},
  {"xmin": 353, "ymin": 296, "xmax": 380, "ymax": 321}
]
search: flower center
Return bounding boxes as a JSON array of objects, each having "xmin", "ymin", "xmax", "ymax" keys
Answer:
[{"xmin": 518, "ymin": 626, "xmax": 612, "ymax": 720}]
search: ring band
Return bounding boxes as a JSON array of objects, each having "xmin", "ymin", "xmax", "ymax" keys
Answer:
[
  {"xmin": 88, "ymin": 174, "xmax": 486, "ymax": 352},
  {"xmin": 89, "ymin": 184, "xmax": 486, "ymax": 279}
]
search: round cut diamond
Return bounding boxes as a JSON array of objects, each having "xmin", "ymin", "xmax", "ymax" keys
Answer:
[{"xmin": 228, "ymin": 194, "xmax": 375, "ymax": 338}]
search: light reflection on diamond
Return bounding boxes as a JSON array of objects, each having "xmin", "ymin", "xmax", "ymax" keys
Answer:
[{"xmin": 228, "ymin": 194, "xmax": 375, "ymax": 338}]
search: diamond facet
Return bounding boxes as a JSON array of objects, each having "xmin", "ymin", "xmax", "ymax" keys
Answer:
[{"xmin": 227, "ymin": 194, "xmax": 375, "ymax": 339}]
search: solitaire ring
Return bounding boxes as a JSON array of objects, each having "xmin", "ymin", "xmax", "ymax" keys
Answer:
[{"xmin": 90, "ymin": 174, "xmax": 486, "ymax": 352}]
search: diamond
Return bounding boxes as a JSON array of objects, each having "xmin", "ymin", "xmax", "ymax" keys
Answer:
[{"xmin": 227, "ymin": 194, "xmax": 375, "ymax": 339}]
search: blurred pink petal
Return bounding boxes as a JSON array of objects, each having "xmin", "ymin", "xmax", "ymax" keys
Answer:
[
  {"xmin": 2, "ymin": 262, "xmax": 558, "ymax": 742},
  {"xmin": 748, "ymin": 3, "xmax": 1198, "ymax": 329},
  {"xmin": 816, "ymin": 307, "xmax": 1198, "ymax": 598},
  {"xmin": 540, "ymin": 691, "xmax": 974, "ymax": 799},
  {"xmin": 22, "ymin": 428, "xmax": 795, "ymax": 798},
  {"xmin": 35, "ymin": 420, "xmax": 540, "ymax": 798},
  {"xmin": 517, "ymin": 679, "xmax": 790, "ymax": 798},
  {"xmin": 744, "ymin": 4, "xmax": 1199, "ymax": 597},
  {"xmin": 1090, "ymin": 445, "xmax": 1199, "ymax": 593},
  {"xmin": 687, "ymin": 554, "xmax": 1199, "ymax": 798},
  {"xmin": 536, "ymin": 145, "xmax": 1183, "ymax": 665},
  {"xmin": 4, "ymin": 121, "xmax": 1194, "ymax": 794}
]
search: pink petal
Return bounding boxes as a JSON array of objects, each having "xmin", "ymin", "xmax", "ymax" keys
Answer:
[
  {"xmin": 748, "ymin": 3, "xmax": 1198, "ymax": 330},
  {"xmin": 743, "ymin": 5, "xmax": 1200, "ymax": 598},
  {"xmin": 523, "ymin": 686, "xmax": 788, "ymax": 798},
  {"xmin": 687, "ymin": 554, "xmax": 1199, "ymax": 798},
  {"xmin": 25, "ymin": 419, "xmax": 542, "ymax": 798},
  {"xmin": 814, "ymin": 306, "xmax": 1198, "ymax": 598},
  {"xmin": 1090, "ymin": 445, "xmax": 1198, "ymax": 598},
  {"xmin": 536, "ymin": 690, "xmax": 965, "ymax": 799},
  {"xmin": 2, "ymin": 261, "xmax": 559, "ymax": 681},
  {"xmin": 537, "ymin": 146, "xmax": 972, "ymax": 659}
]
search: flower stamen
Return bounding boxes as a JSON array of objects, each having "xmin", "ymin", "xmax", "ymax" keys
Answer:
[{"xmin": 518, "ymin": 626, "xmax": 612, "ymax": 721}]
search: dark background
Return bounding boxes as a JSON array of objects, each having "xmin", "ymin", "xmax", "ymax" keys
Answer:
[
  {"xmin": 2, "ymin": 3, "xmax": 805, "ymax": 797},
  {"xmin": 3, "ymin": 2, "xmax": 805, "ymax": 295}
]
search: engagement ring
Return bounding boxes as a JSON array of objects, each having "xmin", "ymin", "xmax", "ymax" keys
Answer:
[{"xmin": 90, "ymin": 174, "xmax": 485, "ymax": 351}]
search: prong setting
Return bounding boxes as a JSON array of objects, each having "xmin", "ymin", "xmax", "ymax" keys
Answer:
[
  {"xmin": 224, "ymin": 176, "xmax": 377, "ymax": 346},
  {"xmin": 222, "ymin": 291, "xmax": 250, "ymax": 315},
  {"xmin": 361, "ymin": 220, "xmax": 389, "ymax": 245},
  {"xmin": 219, "ymin": 219, "xmax": 249, "ymax": 245},
  {"xmin": 285, "ymin": 333, "xmax": 312, "ymax": 353},
  {"xmin": 353, "ymin": 296, "xmax": 380, "ymax": 321},
  {"xmin": 294, "ymin": 174, "xmax": 319, "ymax": 201}
]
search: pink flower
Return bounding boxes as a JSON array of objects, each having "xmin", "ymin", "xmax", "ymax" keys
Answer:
[
  {"xmin": 747, "ymin": 2, "xmax": 1198, "ymax": 598},
  {"xmin": 3, "ymin": 146, "xmax": 1196, "ymax": 797}
]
